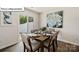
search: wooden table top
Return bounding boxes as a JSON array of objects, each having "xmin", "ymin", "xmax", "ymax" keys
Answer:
[
  {"xmin": 35, "ymin": 36, "xmax": 48, "ymax": 41},
  {"xmin": 26, "ymin": 32, "xmax": 56, "ymax": 42}
]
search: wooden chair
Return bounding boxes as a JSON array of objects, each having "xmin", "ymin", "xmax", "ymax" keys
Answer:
[
  {"xmin": 43, "ymin": 31, "xmax": 59, "ymax": 52},
  {"xmin": 54, "ymin": 31, "xmax": 59, "ymax": 48},
  {"xmin": 20, "ymin": 33, "xmax": 40, "ymax": 52},
  {"xmin": 31, "ymin": 29, "xmax": 39, "ymax": 34},
  {"xmin": 43, "ymin": 33, "xmax": 56, "ymax": 52}
]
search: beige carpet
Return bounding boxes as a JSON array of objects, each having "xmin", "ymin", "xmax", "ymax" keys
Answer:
[
  {"xmin": 0, "ymin": 41, "xmax": 79, "ymax": 52},
  {"xmin": 53, "ymin": 41, "xmax": 79, "ymax": 52},
  {"xmin": 25, "ymin": 41, "xmax": 79, "ymax": 52}
]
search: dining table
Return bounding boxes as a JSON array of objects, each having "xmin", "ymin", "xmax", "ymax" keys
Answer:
[
  {"xmin": 26, "ymin": 30, "xmax": 59, "ymax": 52},
  {"xmin": 21, "ymin": 30, "xmax": 59, "ymax": 52},
  {"xmin": 26, "ymin": 33, "xmax": 51, "ymax": 52}
]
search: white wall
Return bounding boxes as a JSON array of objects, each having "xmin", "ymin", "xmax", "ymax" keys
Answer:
[
  {"xmin": 19, "ymin": 8, "xmax": 40, "ymax": 33},
  {"xmin": 0, "ymin": 12, "xmax": 19, "ymax": 49},
  {"xmin": 0, "ymin": 8, "xmax": 40, "ymax": 49},
  {"xmin": 40, "ymin": 7, "xmax": 79, "ymax": 45}
]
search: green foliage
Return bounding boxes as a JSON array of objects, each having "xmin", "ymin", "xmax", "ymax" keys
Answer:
[
  {"xmin": 20, "ymin": 15, "xmax": 27, "ymax": 24},
  {"xmin": 41, "ymin": 27, "xmax": 47, "ymax": 31}
]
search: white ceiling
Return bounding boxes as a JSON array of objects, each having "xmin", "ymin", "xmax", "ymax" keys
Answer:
[{"xmin": 26, "ymin": 7, "xmax": 58, "ymax": 13}]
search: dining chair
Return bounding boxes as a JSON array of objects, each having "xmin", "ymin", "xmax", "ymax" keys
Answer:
[
  {"xmin": 43, "ymin": 30, "xmax": 59, "ymax": 52},
  {"xmin": 43, "ymin": 33, "xmax": 56, "ymax": 52},
  {"xmin": 31, "ymin": 29, "xmax": 37, "ymax": 33},
  {"xmin": 54, "ymin": 31, "xmax": 59, "ymax": 48},
  {"xmin": 20, "ymin": 33, "xmax": 41, "ymax": 52},
  {"xmin": 31, "ymin": 29, "xmax": 40, "ymax": 34}
]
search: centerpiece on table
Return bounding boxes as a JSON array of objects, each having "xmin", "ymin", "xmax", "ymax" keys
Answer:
[{"xmin": 40, "ymin": 27, "xmax": 47, "ymax": 35}]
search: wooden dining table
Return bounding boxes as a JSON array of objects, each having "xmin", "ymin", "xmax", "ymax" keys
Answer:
[
  {"xmin": 26, "ymin": 30, "xmax": 59, "ymax": 52},
  {"xmin": 27, "ymin": 33, "xmax": 50, "ymax": 52}
]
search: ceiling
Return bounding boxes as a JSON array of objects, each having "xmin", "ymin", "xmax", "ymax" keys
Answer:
[{"xmin": 26, "ymin": 7, "xmax": 58, "ymax": 13}]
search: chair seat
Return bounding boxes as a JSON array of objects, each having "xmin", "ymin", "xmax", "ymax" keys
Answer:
[
  {"xmin": 25, "ymin": 40, "xmax": 40, "ymax": 51},
  {"xmin": 21, "ymin": 33, "xmax": 41, "ymax": 52},
  {"xmin": 43, "ymin": 40, "xmax": 50, "ymax": 47}
]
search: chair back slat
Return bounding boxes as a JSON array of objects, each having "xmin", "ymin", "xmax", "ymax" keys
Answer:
[
  {"xmin": 54, "ymin": 31, "xmax": 59, "ymax": 40},
  {"xmin": 49, "ymin": 33, "xmax": 56, "ymax": 45},
  {"xmin": 21, "ymin": 33, "xmax": 35, "ymax": 51},
  {"xmin": 20, "ymin": 33, "xmax": 30, "ymax": 49},
  {"xmin": 49, "ymin": 31, "xmax": 59, "ymax": 46}
]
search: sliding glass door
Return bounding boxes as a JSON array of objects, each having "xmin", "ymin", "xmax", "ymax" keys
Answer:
[{"xmin": 19, "ymin": 15, "xmax": 34, "ymax": 33}]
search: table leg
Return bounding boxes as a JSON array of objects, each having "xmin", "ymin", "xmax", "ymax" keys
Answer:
[{"xmin": 41, "ymin": 42, "xmax": 44, "ymax": 52}]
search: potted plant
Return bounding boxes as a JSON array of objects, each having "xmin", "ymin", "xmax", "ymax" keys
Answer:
[{"xmin": 41, "ymin": 27, "xmax": 47, "ymax": 31}]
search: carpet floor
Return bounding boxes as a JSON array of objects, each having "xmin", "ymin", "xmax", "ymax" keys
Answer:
[
  {"xmin": 51, "ymin": 41, "xmax": 79, "ymax": 52},
  {"xmin": 25, "ymin": 40, "xmax": 79, "ymax": 52},
  {"xmin": 0, "ymin": 41, "xmax": 79, "ymax": 52}
]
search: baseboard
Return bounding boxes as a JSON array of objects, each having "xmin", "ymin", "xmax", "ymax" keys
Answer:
[{"xmin": 58, "ymin": 39, "xmax": 79, "ymax": 46}]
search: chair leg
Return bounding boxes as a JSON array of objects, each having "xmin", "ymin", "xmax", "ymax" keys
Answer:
[
  {"xmin": 27, "ymin": 49, "xmax": 28, "ymax": 52},
  {"xmin": 23, "ymin": 43, "xmax": 26, "ymax": 52},
  {"xmin": 52, "ymin": 41, "xmax": 55, "ymax": 52},
  {"xmin": 55, "ymin": 40, "xmax": 58, "ymax": 47},
  {"xmin": 38, "ymin": 48, "xmax": 39, "ymax": 52},
  {"xmin": 24, "ymin": 49, "xmax": 25, "ymax": 52},
  {"xmin": 48, "ymin": 47, "xmax": 50, "ymax": 52}
]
